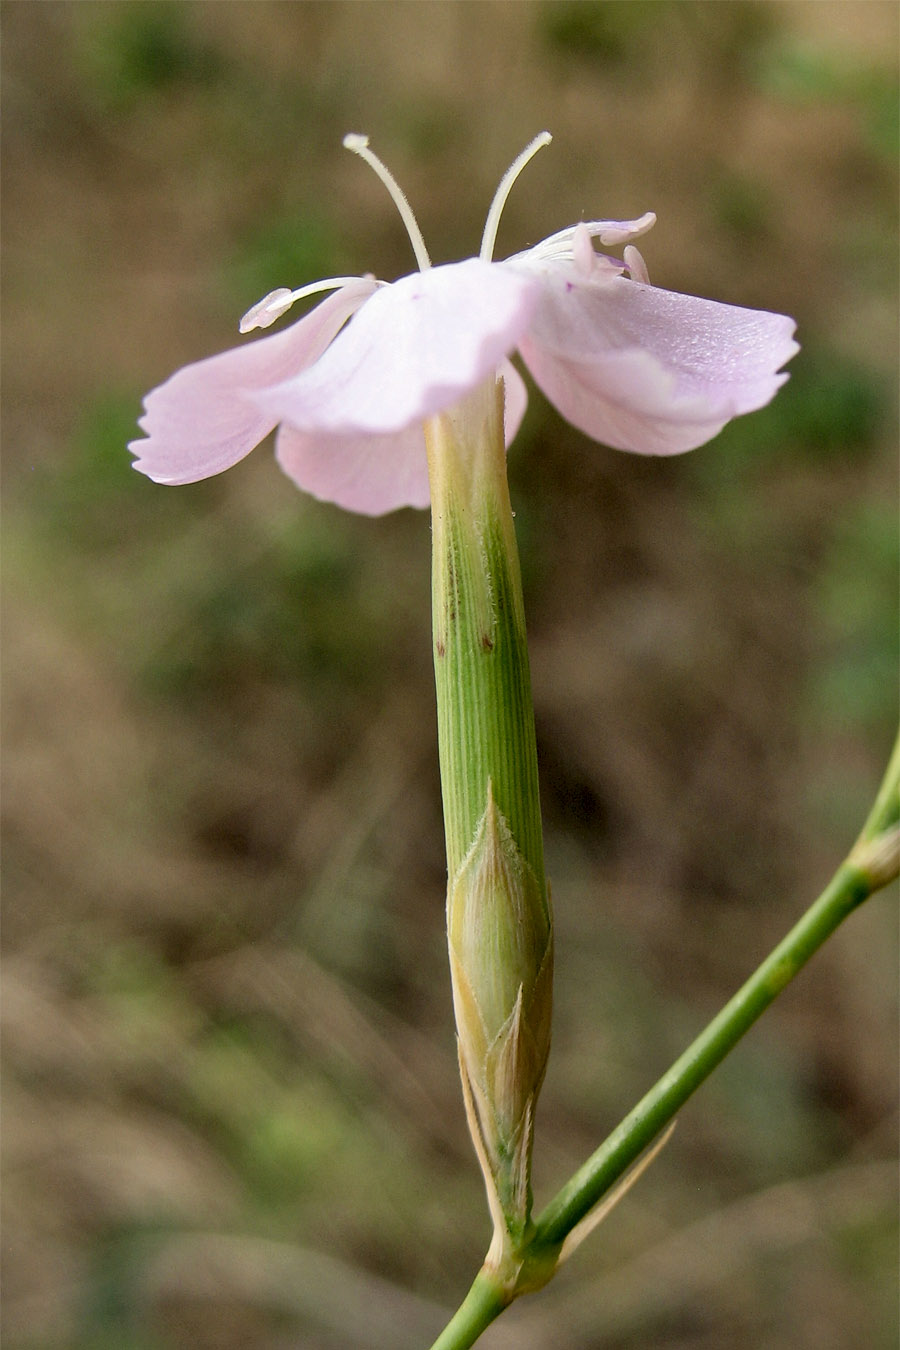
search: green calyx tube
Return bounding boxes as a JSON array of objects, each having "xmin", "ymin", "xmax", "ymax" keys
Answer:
[{"xmin": 426, "ymin": 375, "xmax": 553, "ymax": 1268}]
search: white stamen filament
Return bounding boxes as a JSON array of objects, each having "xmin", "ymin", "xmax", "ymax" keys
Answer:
[
  {"xmin": 479, "ymin": 131, "xmax": 552, "ymax": 262},
  {"xmin": 572, "ymin": 223, "xmax": 595, "ymax": 277},
  {"xmin": 343, "ymin": 133, "xmax": 432, "ymax": 272},
  {"xmin": 239, "ymin": 276, "xmax": 375, "ymax": 333}
]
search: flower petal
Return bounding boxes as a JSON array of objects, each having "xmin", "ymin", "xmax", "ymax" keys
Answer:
[
  {"xmin": 515, "ymin": 268, "xmax": 798, "ymax": 454},
  {"xmin": 129, "ymin": 280, "xmax": 377, "ymax": 484},
  {"xmin": 274, "ymin": 362, "xmax": 529, "ymax": 515},
  {"xmin": 276, "ymin": 423, "xmax": 431, "ymax": 515},
  {"xmin": 256, "ymin": 259, "xmax": 540, "ymax": 437},
  {"xmin": 500, "ymin": 359, "xmax": 528, "ymax": 445}
]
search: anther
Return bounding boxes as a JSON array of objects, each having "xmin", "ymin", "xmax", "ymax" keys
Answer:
[
  {"xmin": 623, "ymin": 245, "xmax": 650, "ymax": 285},
  {"xmin": 239, "ymin": 288, "xmax": 296, "ymax": 333},
  {"xmin": 596, "ymin": 212, "xmax": 656, "ymax": 246},
  {"xmin": 239, "ymin": 276, "xmax": 376, "ymax": 333}
]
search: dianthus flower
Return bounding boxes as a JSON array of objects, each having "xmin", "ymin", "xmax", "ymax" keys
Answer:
[
  {"xmin": 129, "ymin": 133, "xmax": 798, "ymax": 515},
  {"xmin": 128, "ymin": 134, "xmax": 803, "ymax": 1274}
]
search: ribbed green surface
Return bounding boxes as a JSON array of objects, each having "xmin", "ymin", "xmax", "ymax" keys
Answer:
[
  {"xmin": 427, "ymin": 382, "xmax": 547, "ymax": 906},
  {"xmin": 435, "ymin": 508, "xmax": 545, "ymax": 888}
]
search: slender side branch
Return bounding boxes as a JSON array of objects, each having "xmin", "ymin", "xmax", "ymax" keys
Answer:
[
  {"xmin": 532, "ymin": 835, "xmax": 895, "ymax": 1246},
  {"xmin": 855, "ymin": 730, "xmax": 900, "ymax": 844}
]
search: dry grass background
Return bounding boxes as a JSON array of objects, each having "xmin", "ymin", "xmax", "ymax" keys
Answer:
[{"xmin": 2, "ymin": 3, "xmax": 898, "ymax": 1348}]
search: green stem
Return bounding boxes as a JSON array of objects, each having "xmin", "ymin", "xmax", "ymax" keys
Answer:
[
  {"xmin": 857, "ymin": 729, "xmax": 900, "ymax": 842},
  {"xmin": 429, "ymin": 1271, "xmax": 509, "ymax": 1350},
  {"xmin": 428, "ymin": 730, "xmax": 899, "ymax": 1350}
]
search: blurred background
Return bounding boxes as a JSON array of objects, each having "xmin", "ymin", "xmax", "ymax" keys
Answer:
[{"xmin": 2, "ymin": 3, "xmax": 898, "ymax": 1347}]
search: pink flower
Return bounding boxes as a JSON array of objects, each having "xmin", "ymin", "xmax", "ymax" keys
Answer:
[{"xmin": 130, "ymin": 134, "xmax": 798, "ymax": 516}]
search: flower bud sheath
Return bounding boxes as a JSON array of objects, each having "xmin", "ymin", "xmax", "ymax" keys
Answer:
[{"xmin": 426, "ymin": 374, "xmax": 552, "ymax": 1249}]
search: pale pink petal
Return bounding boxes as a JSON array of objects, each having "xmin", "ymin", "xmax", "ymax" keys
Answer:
[
  {"xmin": 129, "ymin": 280, "xmax": 377, "ymax": 484},
  {"xmin": 500, "ymin": 359, "xmax": 528, "ymax": 444},
  {"xmin": 517, "ymin": 342, "xmax": 739, "ymax": 454},
  {"xmin": 257, "ymin": 259, "xmax": 540, "ymax": 436},
  {"xmin": 515, "ymin": 268, "xmax": 798, "ymax": 455},
  {"xmin": 276, "ymin": 423, "xmax": 431, "ymax": 515},
  {"xmin": 274, "ymin": 365, "xmax": 528, "ymax": 515}
]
